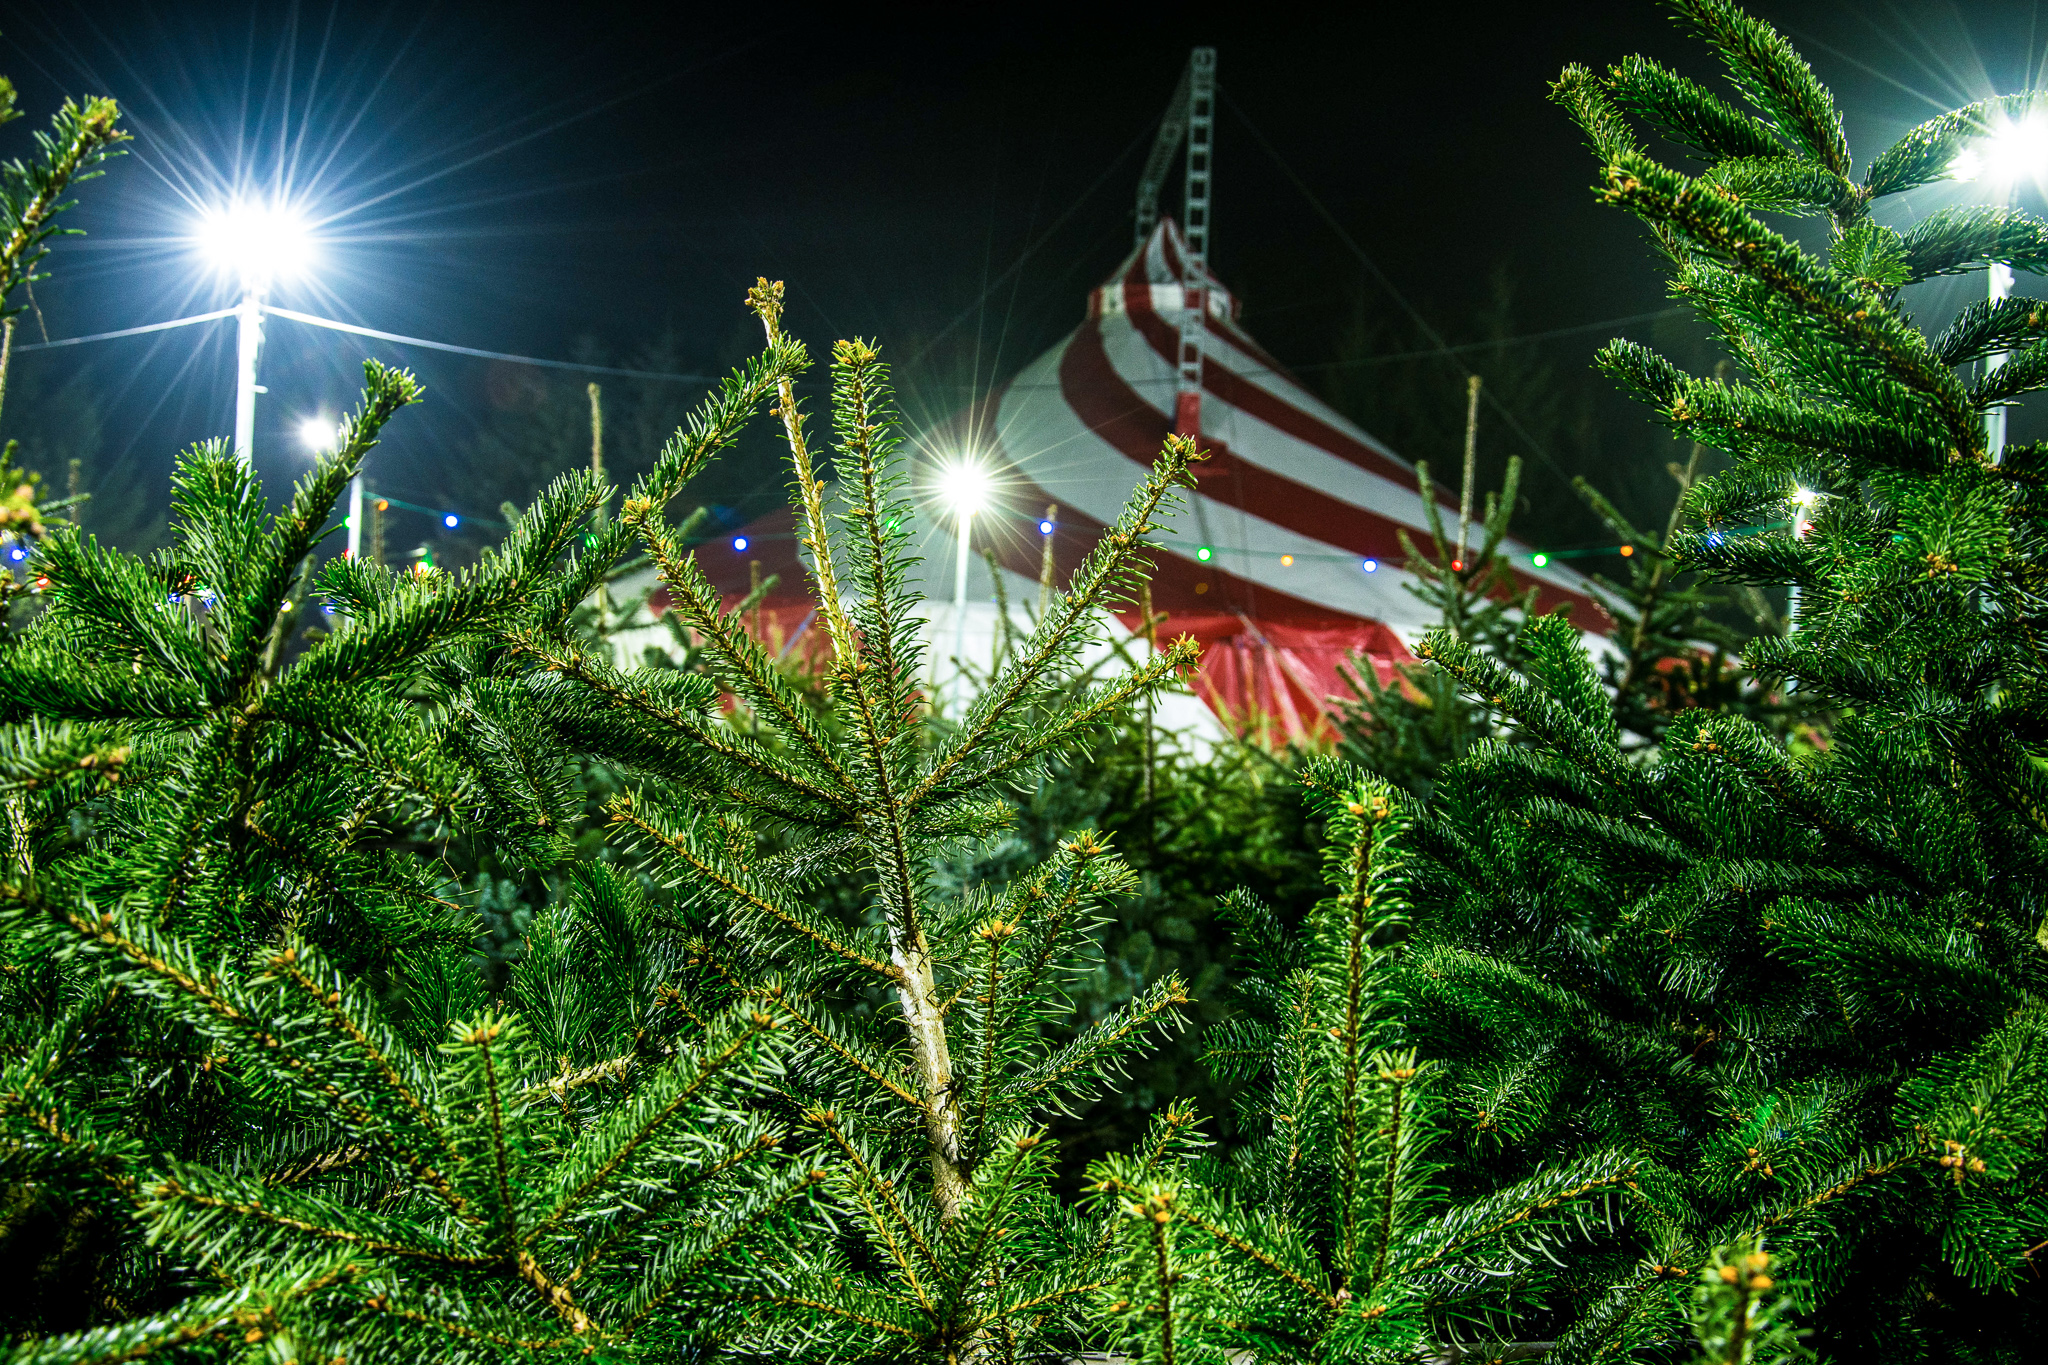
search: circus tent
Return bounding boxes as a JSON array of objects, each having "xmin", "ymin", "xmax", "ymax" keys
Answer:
[
  {"xmin": 932, "ymin": 217, "xmax": 1612, "ymax": 740},
  {"xmin": 618, "ymin": 217, "xmax": 1609, "ymax": 747}
]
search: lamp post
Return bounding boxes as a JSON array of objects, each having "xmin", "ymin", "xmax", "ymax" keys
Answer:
[
  {"xmin": 937, "ymin": 462, "xmax": 992, "ymax": 715},
  {"xmin": 197, "ymin": 199, "xmax": 313, "ymax": 468},
  {"xmin": 232, "ymin": 289, "xmax": 265, "ymax": 467},
  {"xmin": 1953, "ymin": 112, "xmax": 2048, "ymax": 461},
  {"xmin": 298, "ymin": 415, "xmax": 362, "ymax": 560}
]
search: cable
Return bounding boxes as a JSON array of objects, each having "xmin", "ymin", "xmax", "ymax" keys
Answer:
[
  {"xmin": 263, "ymin": 306, "xmax": 716, "ymax": 383},
  {"xmin": 907, "ymin": 119, "xmax": 1157, "ymax": 366},
  {"xmin": 11, "ymin": 307, "xmax": 238, "ymax": 352},
  {"xmin": 1285, "ymin": 307, "xmax": 1689, "ymax": 372},
  {"xmin": 955, "ymin": 304, "xmax": 1692, "ymax": 393},
  {"xmin": 11, "ymin": 303, "xmax": 721, "ymax": 384},
  {"xmin": 1223, "ymin": 92, "xmax": 1588, "ymax": 492}
]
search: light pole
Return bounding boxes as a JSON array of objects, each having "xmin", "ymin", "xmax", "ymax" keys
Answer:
[
  {"xmin": 298, "ymin": 415, "xmax": 363, "ymax": 560},
  {"xmin": 197, "ymin": 199, "xmax": 313, "ymax": 467},
  {"xmin": 1953, "ymin": 112, "xmax": 2048, "ymax": 461},
  {"xmin": 937, "ymin": 461, "xmax": 992, "ymax": 715}
]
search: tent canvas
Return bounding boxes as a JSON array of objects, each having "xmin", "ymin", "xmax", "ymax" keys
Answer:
[{"xmin": 618, "ymin": 219, "xmax": 1608, "ymax": 746}]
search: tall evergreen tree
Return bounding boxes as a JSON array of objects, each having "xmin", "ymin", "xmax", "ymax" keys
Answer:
[
  {"xmin": 1335, "ymin": 451, "xmax": 1535, "ymax": 800},
  {"xmin": 1360, "ymin": 2, "xmax": 2048, "ymax": 1357},
  {"xmin": 493, "ymin": 281, "xmax": 1214, "ymax": 1358},
  {"xmin": 0, "ymin": 363, "xmax": 815, "ymax": 1360}
]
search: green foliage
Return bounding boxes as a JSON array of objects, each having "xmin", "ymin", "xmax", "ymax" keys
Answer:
[
  {"xmin": 0, "ymin": 74, "xmax": 134, "ymax": 551},
  {"xmin": 933, "ymin": 718, "xmax": 1324, "ymax": 1174},
  {"xmin": 1328, "ymin": 5, "xmax": 2048, "ymax": 1358},
  {"xmin": 0, "ymin": 341, "xmax": 862, "ymax": 1363},
  {"xmin": 1334, "ymin": 451, "xmax": 1535, "ymax": 800},
  {"xmin": 0, "ymin": 81, "xmax": 125, "ymax": 322},
  {"xmin": 457, "ymin": 286, "xmax": 1216, "ymax": 1359},
  {"xmin": 1687, "ymin": 1238, "xmax": 1810, "ymax": 1365},
  {"xmin": 1089, "ymin": 767, "xmax": 1646, "ymax": 1361},
  {"xmin": 1570, "ymin": 445, "xmax": 1812, "ymax": 751}
]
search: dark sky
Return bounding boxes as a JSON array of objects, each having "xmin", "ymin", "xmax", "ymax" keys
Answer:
[{"xmin": 5, "ymin": 1, "xmax": 2048, "ymax": 546}]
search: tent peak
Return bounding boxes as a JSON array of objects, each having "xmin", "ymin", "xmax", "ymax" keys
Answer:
[{"xmin": 1089, "ymin": 218, "xmax": 1237, "ymax": 324}]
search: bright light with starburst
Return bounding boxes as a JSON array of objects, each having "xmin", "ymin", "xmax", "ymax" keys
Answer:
[
  {"xmin": 1951, "ymin": 114, "xmax": 2048, "ymax": 188},
  {"xmin": 937, "ymin": 461, "xmax": 993, "ymax": 519},
  {"xmin": 298, "ymin": 416, "xmax": 338, "ymax": 451},
  {"xmin": 195, "ymin": 198, "xmax": 316, "ymax": 287}
]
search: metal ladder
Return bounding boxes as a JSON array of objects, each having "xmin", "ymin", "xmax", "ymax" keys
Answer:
[
  {"xmin": 1133, "ymin": 48, "xmax": 1217, "ymax": 438},
  {"xmin": 1175, "ymin": 48, "xmax": 1216, "ymax": 437}
]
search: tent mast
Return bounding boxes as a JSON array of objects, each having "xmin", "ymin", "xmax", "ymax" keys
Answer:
[{"xmin": 1133, "ymin": 48, "xmax": 1217, "ymax": 438}]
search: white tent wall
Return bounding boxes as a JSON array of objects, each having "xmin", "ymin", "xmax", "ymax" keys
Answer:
[{"xmin": 599, "ymin": 555, "xmax": 1234, "ymax": 757}]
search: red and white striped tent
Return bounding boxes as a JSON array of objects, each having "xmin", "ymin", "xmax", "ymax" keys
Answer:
[
  {"xmin": 634, "ymin": 220, "xmax": 1609, "ymax": 744},
  {"xmin": 947, "ymin": 218, "xmax": 1610, "ymax": 741}
]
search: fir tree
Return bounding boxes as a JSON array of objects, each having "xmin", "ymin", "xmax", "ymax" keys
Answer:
[
  {"xmin": 0, "ymin": 75, "xmax": 125, "ymax": 408},
  {"xmin": 1686, "ymin": 1238, "xmax": 1810, "ymax": 1365},
  {"xmin": 1088, "ymin": 764, "xmax": 1645, "ymax": 1362},
  {"xmin": 476, "ymin": 281, "xmax": 1212, "ymax": 1359},
  {"xmin": 0, "ymin": 73, "xmax": 125, "ymax": 559},
  {"xmin": 0, "ymin": 363, "xmax": 813, "ymax": 1359},
  {"xmin": 1367, "ymin": 2, "xmax": 2048, "ymax": 1357},
  {"xmin": 1569, "ymin": 449, "xmax": 1807, "ymax": 751},
  {"xmin": 1336, "ymin": 445, "xmax": 1535, "ymax": 800}
]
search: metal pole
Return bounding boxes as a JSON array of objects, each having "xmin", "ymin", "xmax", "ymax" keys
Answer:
[
  {"xmin": 1989, "ymin": 261, "xmax": 2014, "ymax": 462},
  {"xmin": 233, "ymin": 287, "xmax": 266, "ymax": 467},
  {"xmin": 589, "ymin": 383, "xmax": 610, "ymax": 628},
  {"xmin": 1455, "ymin": 373, "xmax": 1481, "ymax": 573},
  {"xmin": 347, "ymin": 474, "xmax": 364, "ymax": 559},
  {"xmin": 953, "ymin": 509, "xmax": 973, "ymax": 713},
  {"xmin": 1173, "ymin": 48, "xmax": 1216, "ymax": 438}
]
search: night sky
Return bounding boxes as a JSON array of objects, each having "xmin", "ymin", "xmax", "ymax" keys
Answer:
[{"xmin": 5, "ymin": 1, "xmax": 2048, "ymax": 554}]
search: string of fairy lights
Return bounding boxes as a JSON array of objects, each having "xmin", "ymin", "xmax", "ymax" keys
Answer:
[{"xmin": 707, "ymin": 499, "xmax": 1790, "ymax": 579}]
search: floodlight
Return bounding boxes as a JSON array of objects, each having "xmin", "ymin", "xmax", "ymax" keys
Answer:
[
  {"xmin": 1952, "ymin": 114, "xmax": 2048, "ymax": 186},
  {"xmin": 196, "ymin": 198, "xmax": 315, "ymax": 286},
  {"xmin": 937, "ymin": 461, "xmax": 992, "ymax": 519},
  {"xmin": 298, "ymin": 416, "xmax": 337, "ymax": 451}
]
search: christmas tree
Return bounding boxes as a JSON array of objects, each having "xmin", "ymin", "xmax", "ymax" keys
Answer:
[
  {"xmin": 0, "ymin": 76, "xmax": 125, "ymax": 422},
  {"xmin": 1377, "ymin": 1, "xmax": 2048, "ymax": 1356},
  {"xmin": 0, "ymin": 355, "xmax": 829, "ymax": 1359},
  {"xmin": 1570, "ymin": 451, "xmax": 1810, "ymax": 752},
  {"xmin": 1335, "ymin": 418, "xmax": 1537, "ymax": 801},
  {"xmin": 1088, "ymin": 763, "xmax": 1645, "ymax": 1362},
  {"xmin": 493, "ymin": 282, "xmax": 1219, "ymax": 1358}
]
